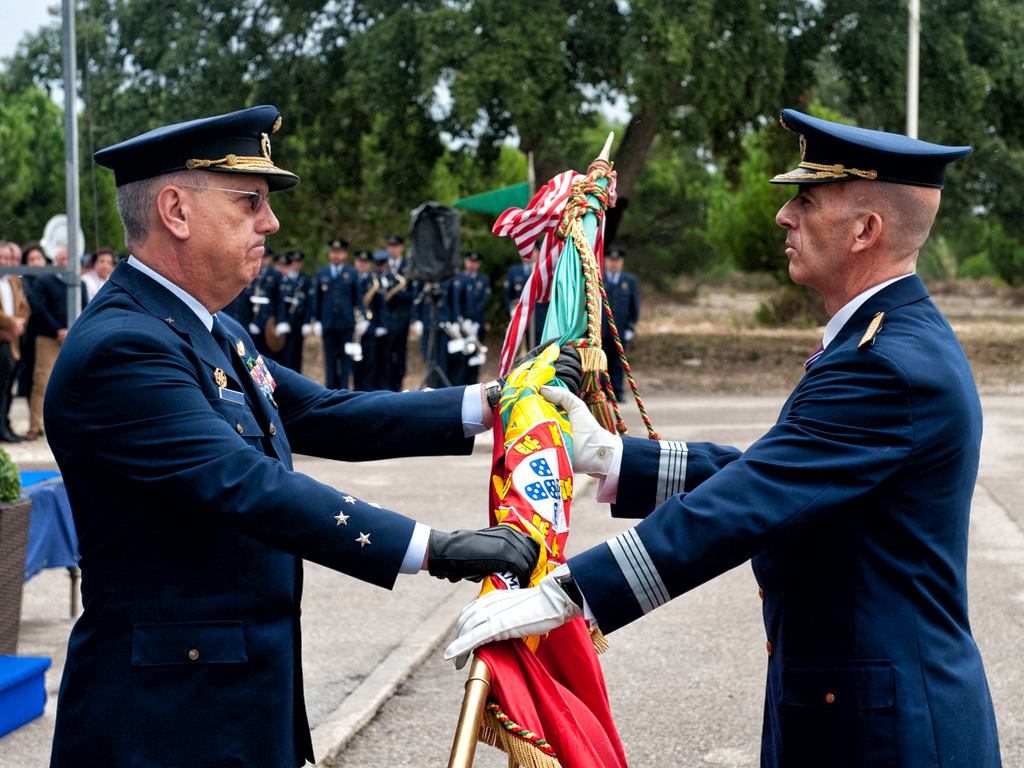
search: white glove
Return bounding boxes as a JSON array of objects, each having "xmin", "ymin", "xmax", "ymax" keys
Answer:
[
  {"xmin": 355, "ymin": 319, "xmax": 370, "ymax": 338},
  {"xmin": 623, "ymin": 329, "xmax": 634, "ymax": 343},
  {"xmin": 374, "ymin": 326, "xmax": 388, "ymax": 338},
  {"xmin": 444, "ymin": 564, "xmax": 583, "ymax": 670},
  {"xmin": 275, "ymin": 322, "xmax": 291, "ymax": 336},
  {"xmin": 248, "ymin": 322, "xmax": 260, "ymax": 335},
  {"xmin": 411, "ymin": 320, "xmax": 424, "ymax": 339},
  {"xmin": 540, "ymin": 386, "xmax": 620, "ymax": 476},
  {"xmin": 313, "ymin": 321, "xmax": 323, "ymax": 338},
  {"xmin": 301, "ymin": 323, "xmax": 312, "ymax": 337}
]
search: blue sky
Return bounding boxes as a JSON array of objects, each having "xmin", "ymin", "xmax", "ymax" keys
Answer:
[{"xmin": 1, "ymin": 3, "xmax": 57, "ymax": 62}]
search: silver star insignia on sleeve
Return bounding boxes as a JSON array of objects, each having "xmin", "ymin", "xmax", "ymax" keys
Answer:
[
  {"xmin": 342, "ymin": 495, "xmax": 356, "ymax": 504},
  {"xmin": 334, "ymin": 511, "xmax": 350, "ymax": 526},
  {"xmin": 356, "ymin": 532, "xmax": 371, "ymax": 547}
]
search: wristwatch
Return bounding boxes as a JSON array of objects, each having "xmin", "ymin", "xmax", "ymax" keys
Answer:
[
  {"xmin": 553, "ymin": 566, "xmax": 584, "ymax": 608},
  {"xmin": 484, "ymin": 378, "xmax": 503, "ymax": 411}
]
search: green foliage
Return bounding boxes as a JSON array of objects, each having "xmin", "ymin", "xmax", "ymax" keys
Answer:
[
  {"xmin": 704, "ymin": 123, "xmax": 793, "ymax": 281},
  {"xmin": 0, "ymin": 87, "xmax": 67, "ymax": 246},
  {"xmin": 0, "ymin": 448, "xmax": 20, "ymax": 504}
]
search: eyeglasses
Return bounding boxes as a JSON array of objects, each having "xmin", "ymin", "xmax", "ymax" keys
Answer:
[{"xmin": 178, "ymin": 184, "xmax": 269, "ymax": 214}]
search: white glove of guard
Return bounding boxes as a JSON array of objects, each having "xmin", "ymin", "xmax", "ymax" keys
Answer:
[
  {"xmin": 444, "ymin": 563, "xmax": 582, "ymax": 670},
  {"xmin": 301, "ymin": 323, "xmax": 312, "ymax": 337},
  {"xmin": 374, "ymin": 326, "xmax": 388, "ymax": 338},
  {"xmin": 623, "ymin": 329, "xmax": 634, "ymax": 343},
  {"xmin": 313, "ymin": 321, "xmax": 323, "ymax": 338},
  {"xmin": 275, "ymin": 322, "xmax": 291, "ymax": 336},
  {"xmin": 539, "ymin": 386, "xmax": 620, "ymax": 476},
  {"xmin": 355, "ymin": 319, "xmax": 370, "ymax": 338},
  {"xmin": 248, "ymin": 322, "xmax": 260, "ymax": 335},
  {"xmin": 411, "ymin": 320, "xmax": 424, "ymax": 339}
]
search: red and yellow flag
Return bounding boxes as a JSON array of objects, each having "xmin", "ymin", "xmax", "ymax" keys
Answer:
[{"xmin": 476, "ymin": 347, "xmax": 628, "ymax": 768}]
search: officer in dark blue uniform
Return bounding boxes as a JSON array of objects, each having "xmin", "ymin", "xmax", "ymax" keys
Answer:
[
  {"xmin": 381, "ymin": 234, "xmax": 416, "ymax": 391},
  {"xmin": 450, "ymin": 250, "xmax": 491, "ymax": 385},
  {"xmin": 312, "ymin": 238, "xmax": 359, "ymax": 389},
  {"xmin": 447, "ymin": 110, "xmax": 1002, "ymax": 768},
  {"xmin": 351, "ymin": 249, "xmax": 380, "ymax": 391},
  {"xmin": 601, "ymin": 246, "xmax": 640, "ymax": 401},
  {"xmin": 369, "ymin": 250, "xmax": 395, "ymax": 390},
  {"xmin": 44, "ymin": 106, "xmax": 542, "ymax": 768},
  {"xmin": 274, "ymin": 249, "xmax": 312, "ymax": 373}
]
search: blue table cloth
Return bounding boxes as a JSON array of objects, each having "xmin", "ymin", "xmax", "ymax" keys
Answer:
[{"xmin": 22, "ymin": 473, "xmax": 79, "ymax": 582}]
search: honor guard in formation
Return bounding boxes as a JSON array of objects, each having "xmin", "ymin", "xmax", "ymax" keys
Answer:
[
  {"xmin": 312, "ymin": 237, "xmax": 359, "ymax": 389},
  {"xmin": 368, "ymin": 250, "xmax": 397, "ymax": 390},
  {"xmin": 601, "ymin": 246, "xmax": 640, "ymax": 401},
  {"xmin": 449, "ymin": 250, "xmax": 491, "ymax": 385},
  {"xmin": 247, "ymin": 245, "xmax": 280, "ymax": 356},
  {"xmin": 381, "ymin": 234, "xmax": 415, "ymax": 390},
  {"xmin": 273, "ymin": 249, "xmax": 312, "ymax": 373},
  {"xmin": 45, "ymin": 105, "xmax": 544, "ymax": 768},
  {"xmin": 447, "ymin": 109, "xmax": 1002, "ymax": 768},
  {"xmin": 351, "ymin": 249, "xmax": 383, "ymax": 390}
]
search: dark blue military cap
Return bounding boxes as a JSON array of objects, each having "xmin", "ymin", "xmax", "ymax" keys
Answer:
[
  {"xmin": 386, "ymin": 234, "xmax": 404, "ymax": 246},
  {"xmin": 771, "ymin": 109, "xmax": 971, "ymax": 189},
  {"xmin": 327, "ymin": 238, "xmax": 349, "ymax": 250},
  {"xmin": 94, "ymin": 105, "xmax": 299, "ymax": 191}
]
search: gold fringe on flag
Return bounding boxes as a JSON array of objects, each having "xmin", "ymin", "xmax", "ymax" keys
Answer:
[{"xmin": 478, "ymin": 701, "xmax": 564, "ymax": 768}]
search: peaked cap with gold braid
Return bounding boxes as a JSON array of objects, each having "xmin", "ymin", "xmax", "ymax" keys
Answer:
[
  {"xmin": 770, "ymin": 109, "xmax": 970, "ymax": 189},
  {"xmin": 94, "ymin": 105, "xmax": 299, "ymax": 191}
]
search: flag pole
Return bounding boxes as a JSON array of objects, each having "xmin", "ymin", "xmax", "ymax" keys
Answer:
[{"xmin": 447, "ymin": 655, "xmax": 493, "ymax": 768}]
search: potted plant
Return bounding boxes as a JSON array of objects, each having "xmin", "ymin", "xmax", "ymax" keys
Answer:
[{"xmin": 0, "ymin": 447, "xmax": 32, "ymax": 655}]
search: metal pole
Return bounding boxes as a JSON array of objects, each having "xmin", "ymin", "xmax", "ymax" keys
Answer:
[
  {"xmin": 906, "ymin": 0, "xmax": 920, "ymax": 138},
  {"xmin": 447, "ymin": 656, "xmax": 492, "ymax": 768},
  {"xmin": 62, "ymin": 0, "xmax": 83, "ymax": 326}
]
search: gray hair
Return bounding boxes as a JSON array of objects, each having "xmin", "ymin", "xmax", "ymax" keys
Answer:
[{"xmin": 116, "ymin": 171, "xmax": 206, "ymax": 252}]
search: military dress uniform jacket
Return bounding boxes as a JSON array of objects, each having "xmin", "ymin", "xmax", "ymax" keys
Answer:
[
  {"xmin": 601, "ymin": 271, "xmax": 639, "ymax": 339},
  {"xmin": 313, "ymin": 264, "xmax": 358, "ymax": 332},
  {"xmin": 451, "ymin": 272, "xmax": 491, "ymax": 326},
  {"xmin": 44, "ymin": 261, "xmax": 475, "ymax": 768},
  {"xmin": 568, "ymin": 275, "xmax": 1001, "ymax": 768}
]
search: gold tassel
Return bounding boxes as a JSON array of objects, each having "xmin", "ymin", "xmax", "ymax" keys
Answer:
[{"xmin": 478, "ymin": 708, "xmax": 564, "ymax": 768}]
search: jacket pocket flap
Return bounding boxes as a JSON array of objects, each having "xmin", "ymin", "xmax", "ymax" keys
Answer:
[
  {"xmin": 782, "ymin": 659, "xmax": 894, "ymax": 709},
  {"xmin": 132, "ymin": 620, "xmax": 248, "ymax": 666}
]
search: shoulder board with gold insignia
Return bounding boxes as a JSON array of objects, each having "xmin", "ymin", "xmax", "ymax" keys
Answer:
[{"xmin": 858, "ymin": 311, "xmax": 885, "ymax": 350}]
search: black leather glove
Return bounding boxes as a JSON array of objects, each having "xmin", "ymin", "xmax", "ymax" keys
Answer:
[
  {"xmin": 427, "ymin": 525, "xmax": 541, "ymax": 584},
  {"xmin": 518, "ymin": 339, "xmax": 583, "ymax": 397}
]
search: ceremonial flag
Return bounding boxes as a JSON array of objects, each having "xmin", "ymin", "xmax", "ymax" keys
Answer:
[{"xmin": 473, "ymin": 346, "xmax": 628, "ymax": 768}]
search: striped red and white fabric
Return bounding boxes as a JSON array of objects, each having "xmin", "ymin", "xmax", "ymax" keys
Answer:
[{"xmin": 494, "ymin": 171, "xmax": 580, "ymax": 376}]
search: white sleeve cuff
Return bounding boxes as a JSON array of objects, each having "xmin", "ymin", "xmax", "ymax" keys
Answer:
[
  {"xmin": 595, "ymin": 441, "xmax": 623, "ymax": 503},
  {"xmin": 400, "ymin": 522, "xmax": 431, "ymax": 574},
  {"xmin": 461, "ymin": 384, "xmax": 486, "ymax": 437}
]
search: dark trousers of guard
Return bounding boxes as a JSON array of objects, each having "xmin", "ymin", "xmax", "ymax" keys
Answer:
[{"xmin": 322, "ymin": 328, "xmax": 353, "ymax": 390}]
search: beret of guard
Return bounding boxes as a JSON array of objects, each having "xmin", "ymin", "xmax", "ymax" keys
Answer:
[
  {"xmin": 94, "ymin": 105, "xmax": 299, "ymax": 191},
  {"xmin": 770, "ymin": 109, "xmax": 971, "ymax": 189}
]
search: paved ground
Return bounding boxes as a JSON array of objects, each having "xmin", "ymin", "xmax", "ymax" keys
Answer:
[{"xmin": 3, "ymin": 394, "xmax": 1023, "ymax": 767}]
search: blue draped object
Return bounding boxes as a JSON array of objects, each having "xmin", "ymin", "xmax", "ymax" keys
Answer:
[{"xmin": 21, "ymin": 474, "xmax": 79, "ymax": 582}]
